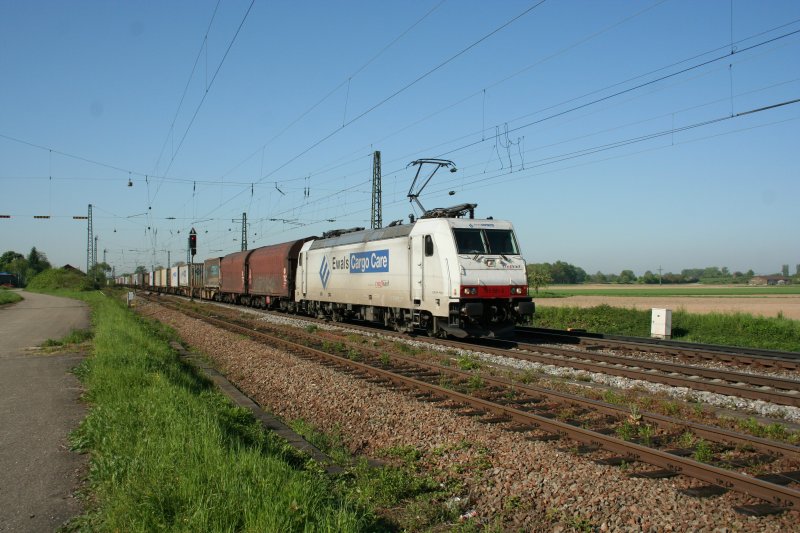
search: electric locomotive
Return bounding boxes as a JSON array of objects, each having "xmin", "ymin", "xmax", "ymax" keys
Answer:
[{"xmin": 294, "ymin": 203, "xmax": 533, "ymax": 337}]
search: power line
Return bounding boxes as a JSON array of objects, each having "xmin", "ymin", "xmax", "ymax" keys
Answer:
[
  {"xmin": 151, "ymin": 0, "xmax": 223, "ymax": 176},
  {"xmin": 196, "ymin": 0, "xmax": 549, "ymax": 222},
  {"xmin": 196, "ymin": 15, "xmax": 800, "ymax": 227},
  {"xmin": 152, "ymin": 0, "xmax": 256, "ymax": 200},
  {"xmin": 216, "ymin": 0, "xmax": 448, "ymax": 181}
]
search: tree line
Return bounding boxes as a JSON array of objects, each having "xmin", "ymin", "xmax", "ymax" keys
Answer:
[
  {"xmin": 526, "ymin": 260, "xmax": 798, "ymax": 293},
  {"xmin": 0, "ymin": 248, "xmax": 110, "ymax": 288}
]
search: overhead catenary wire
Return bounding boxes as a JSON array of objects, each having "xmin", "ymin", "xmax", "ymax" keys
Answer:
[
  {"xmin": 215, "ymin": 0, "xmax": 447, "ymax": 181},
  {"xmin": 221, "ymin": 25, "xmax": 800, "ymax": 225},
  {"xmin": 194, "ymin": 0, "xmax": 550, "ymax": 223},
  {"xmin": 150, "ymin": 0, "xmax": 257, "ymax": 204},
  {"xmin": 3, "ymin": 14, "xmax": 795, "ymax": 206},
  {"xmin": 151, "ymin": 0, "xmax": 222, "ymax": 178},
  {"xmin": 193, "ymin": 15, "xmax": 800, "ymax": 228}
]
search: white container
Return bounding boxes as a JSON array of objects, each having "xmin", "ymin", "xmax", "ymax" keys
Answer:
[{"xmin": 651, "ymin": 308, "xmax": 672, "ymax": 339}]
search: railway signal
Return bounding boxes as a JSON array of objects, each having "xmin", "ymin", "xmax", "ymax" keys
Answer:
[
  {"xmin": 189, "ymin": 228, "xmax": 197, "ymax": 301},
  {"xmin": 189, "ymin": 228, "xmax": 197, "ymax": 257}
]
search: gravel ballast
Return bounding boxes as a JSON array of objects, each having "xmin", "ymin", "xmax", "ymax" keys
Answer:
[{"xmin": 144, "ymin": 301, "xmax": 798, "ymax": 531}]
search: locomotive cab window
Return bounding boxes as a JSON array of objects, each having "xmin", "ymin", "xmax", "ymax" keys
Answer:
[
  {"xmin": 424, "ymin": 235, "xmax": 434, "ymax": 256},
  {"xmin": 485, "ymin": 229, "xmax": 519, "ymax": 255},
  {"xmin": 453, "ymin": 228, "xmax": 519, "ymax": 255},
  {"xmin": 453, "ymin": 228, "xmax": 488, "ymax": 254}
]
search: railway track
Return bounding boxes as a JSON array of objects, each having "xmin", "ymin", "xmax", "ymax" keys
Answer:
[
  {"xmin": 144, "ymin": 295, "xmax": 800, "ymax": 515},
  {"xmin": 152, "ymin": 293, "xmax": 800, "ymax": 409},
  {"xmin": 518, "ymin": 326, "xmax": 800, "ymax": 371}
]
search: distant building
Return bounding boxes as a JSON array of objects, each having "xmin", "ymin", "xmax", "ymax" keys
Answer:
[
  {"xmin": 749, "ymin": 275, "xmax": 791, "ymax": 286},
  {"xmin": 62, "ymin": 264, "xmax": 85, "ymax": 275},
  {"xmin": 0, "ymin": 272, "xmax": 16, "ymax": 287}
]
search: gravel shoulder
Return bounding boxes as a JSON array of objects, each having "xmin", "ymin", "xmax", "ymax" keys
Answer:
[{"xmin": 145, "ymin": 301, "xmax": 798, "ymax": 531}]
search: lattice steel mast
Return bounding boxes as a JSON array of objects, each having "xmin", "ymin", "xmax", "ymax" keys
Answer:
[
  {"xmin": 371, "ymin": 151, "xmax": 382, "ymax": 229},
  {"xmin": 86, "ymin": 204, "xmax": 93, "ymax": 274}
]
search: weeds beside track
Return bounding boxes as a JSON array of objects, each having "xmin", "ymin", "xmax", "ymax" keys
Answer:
[{"xmin": 66, "ymin": 291, "xmax": 373, "ymax": 531}]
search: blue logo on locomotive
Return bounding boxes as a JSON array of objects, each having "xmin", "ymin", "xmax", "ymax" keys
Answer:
[
  {"xmin": 349, "ymin": 250, "xmax": 389, "ymax": 273},
  {"xmin": 319, "ymin": 256, "xmax": 331, "ymax": 288}
]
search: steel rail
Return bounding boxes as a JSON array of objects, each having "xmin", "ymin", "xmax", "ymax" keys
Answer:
[
  {"xmin": 156, "ymin": 294, "xmax": 800, "ymax": 407},
  {"xmin": 518, "ymin": 327, "xmax": 800, "ymax": 370},
  {"xmin": 503, "ymin": 342, "xmax": 800, "ymax": 408},
  {"xmin": 510, "ymin": 338, "xmax": 800, "ymax": 391},
  {"xmin": 152, "ymin": 299, "xmax": 800, "ymax": 509},
  {"xmin": 214, "ymin": 309, "xmax": 799, "ymax": 459},
  {"xmin": 153, "ymin": 294, "xmax": 800, "ymax": 408},
  {"xmin": 160, "ymin": 296, "xmax": 799, "ymax": 457}
]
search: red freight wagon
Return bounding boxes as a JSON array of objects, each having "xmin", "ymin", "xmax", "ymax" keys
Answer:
[
  {"xmin": 217, "ymin": 238, "xmax": 313, "ymax": 308},
  {"xmin": 219, "ymin": 250, "xmax": 251, "ymax": 302},
  {"xmin": 247, "ymin": 239, "xmax": 311, "ymax": 306}
]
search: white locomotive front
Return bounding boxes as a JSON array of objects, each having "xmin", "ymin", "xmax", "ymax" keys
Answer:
[{"xmin": 294, "ymin": 211, "xmax": 533, "ymax": 338}]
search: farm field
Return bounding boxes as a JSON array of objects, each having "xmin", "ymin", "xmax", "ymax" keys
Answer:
[{"xmin": 535, "ymin": 284, "xmax": 800, "ymax": 320}]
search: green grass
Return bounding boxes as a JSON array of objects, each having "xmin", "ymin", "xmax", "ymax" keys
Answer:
[
  {"xmin": 42, "ymin": 328, "xmax": 93, "ymax": 347},
  {"xmin": 0, "ymin": 289, "xmax": 23, "ymax": 305},
  {"xmin": 540, "ymin": 285, "xmax": 800, "ymax": 297},
  {"xmin": 534, "ymin": 305, "xmax": 800, "ymax": 351},
  {"xmin": 66, "ymin": 291, "xmax": 371, "ymax": 531}
]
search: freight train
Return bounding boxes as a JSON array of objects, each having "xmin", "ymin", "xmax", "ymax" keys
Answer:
[{"xmin": 117, "ymin": 204, "xmax": 534, "ymax": 338}]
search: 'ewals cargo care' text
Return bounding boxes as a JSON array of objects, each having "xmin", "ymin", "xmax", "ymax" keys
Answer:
[{"xmin": 330, "ymin": 250, "xmax": 390, "ymax": 273}]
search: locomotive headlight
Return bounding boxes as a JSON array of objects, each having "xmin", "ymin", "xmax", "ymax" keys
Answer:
[
  {"xmin": 510, "ymin": 286, "xmax": 527, "ymax": 295},
  {"xmin": 485, "ymin": 259, "xmax": 495, "ymax": 267},
  {"xmin": 462, "ymin": 286, "xmax": 478, "ymax": 296}
]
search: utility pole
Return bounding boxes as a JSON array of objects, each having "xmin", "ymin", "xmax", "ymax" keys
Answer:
[
  {"xmin": 94, "ymin": 236, "xmax": 98, "ymax": 269},
  {"xmin": 87, "ymin": 204, "xmax": 93, "ymax": 274},
  {"xmin": 658, "ymin": 265, "xmax": 663, "ymax": 285},
  {"xmin": 371, "ymin": 150, "xmax": 382, "ymax": 229}
]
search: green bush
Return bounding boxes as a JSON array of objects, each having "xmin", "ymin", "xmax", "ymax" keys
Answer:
[
  {"xmin": 534, "ymin": 305, "xmax": 800, "ymax": 351},
  {"xmin": 0, "ymin": 289, "xmax": 23, "ymax": 305},
  {"xmin": 27, "ymin": 268, "xmax": 93, "ymax": 291}
]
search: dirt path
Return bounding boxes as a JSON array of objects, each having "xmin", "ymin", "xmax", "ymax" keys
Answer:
[
  {"xmin": 534, "ymin": 295, "xmax": 800, "ymax": 320},
  {"xmin": 0, "ymin": 291, "xmax": 89, "ymax": 532}
]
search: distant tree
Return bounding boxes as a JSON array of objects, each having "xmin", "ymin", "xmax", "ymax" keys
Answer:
[
  {"xmin": 640, "ymin": 270, "xmax": 659, "ymax": 284},
  {"xmin": 8, "ymin": 257, "xmax": 29, "ymax": 285},
  {"xmin": 527, "ymin": 264, "xmax": 552, "ymax": 295},
  {"xmin": 0, "ymin": 250, "xmax": 24, "ymax": 270},
  {"xmin": 796, "ymin": 264, "xmax": 800, "ymax": 276},
  {"xmin": 662, "ymin": 272, "xmax": 686, "ymax": 284},
  {"xmin": 746, "ymin": 269, "xmax": 755, "ymax": 277},
  {"xmin": 618, "ymin": 270, "xmax": 637, "ymax": 284},
  {"xmin": 26, "ymin": 247, "xmax": 51, "ymax": 275},
  {"xmin": 720, "ymin": 266, "xmax": 730, "ymax": 277},
  {"xmin": 591, "ymin": 271, "xmax": 607, "ymax": 283},
  {"xmin": 782, "ymin": 264, "xmax": 790, "ymax": 277},
  {"xmin": 548, "ymin": 260, "xmax": 586, "ymax": 284},
  {"xmin": 134, "ymin": 265, "xmax": 148, "ymax": 275},
  {"xmin": 88, "ymin": 262, "xmax": 112, "ymax": 288}
]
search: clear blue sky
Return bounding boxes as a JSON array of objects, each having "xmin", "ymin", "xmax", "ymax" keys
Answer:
[{"xmin": 1, "ymin": 0, "xmax": 798, "ymax": 276}]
